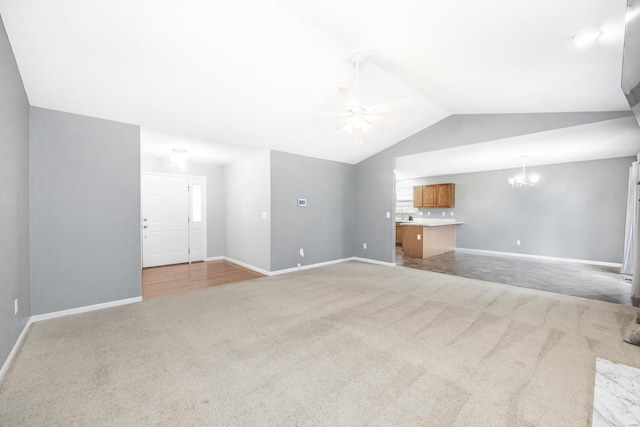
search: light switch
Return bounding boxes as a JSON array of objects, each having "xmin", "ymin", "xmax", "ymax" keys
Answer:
[{"xmin": 386, "ymin": 212, "xmax": 391, "ymax": 218}]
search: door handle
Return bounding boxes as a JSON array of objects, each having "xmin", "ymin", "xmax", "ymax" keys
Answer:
[
  {"xmin": 143, "ymin": 225, "xmax": 148, "ymax": 229},
  {"xmin": 143, "ymin": 218, "xmax": 148, "ymax": 221}
]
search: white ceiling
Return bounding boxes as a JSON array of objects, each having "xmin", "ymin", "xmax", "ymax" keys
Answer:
[
  {"xmin": 140, "ymin": 128, "xmax": 264, "ymax": 166},
  {"xmin": 0, "ymin": 0, "xmax": 635, "ymax": 165}
]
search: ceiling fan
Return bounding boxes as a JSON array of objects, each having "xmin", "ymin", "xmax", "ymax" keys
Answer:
[{"xmin": 318, "ymin": 50, "xmax": 414, "ymax": 135}]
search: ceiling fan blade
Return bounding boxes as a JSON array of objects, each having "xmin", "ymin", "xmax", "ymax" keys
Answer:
[
  {"xmin": 338, "ymin": 87, "xmax": 357, "ymax": 107},
  {"xmin": 367, "ymin": 98, "xmax": 414, "ymax": 114},
  {"xmin": 306, "ymin": 112, "xmax": 349, "ymax": 116},
  {"xmin": 336, "ymin": 118, "xmax": 353, "ymax": 131},
  {"xmin": 364, "ymin": 114, "xmax": 391, "ymax": 125}
]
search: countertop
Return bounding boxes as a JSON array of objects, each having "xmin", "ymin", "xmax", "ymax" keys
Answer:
[{"xmin": 397, "ymin": 219, "xmax": 464, "ymax": 227}]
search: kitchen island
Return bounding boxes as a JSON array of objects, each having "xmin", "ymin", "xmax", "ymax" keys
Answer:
[{"xmin": 400, "ymin": 219, "xmax": 464, "ymax": 258}]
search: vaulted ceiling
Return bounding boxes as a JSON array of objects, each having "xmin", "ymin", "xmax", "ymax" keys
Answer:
[{"xmin": 0, "ymin": 0, "xmax": 634, "ymax": 165}]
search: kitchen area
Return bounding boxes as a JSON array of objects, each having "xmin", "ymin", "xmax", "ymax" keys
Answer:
[{"xmin": 396, "ymin": 183, "xmax": 464, "ymax": 258}]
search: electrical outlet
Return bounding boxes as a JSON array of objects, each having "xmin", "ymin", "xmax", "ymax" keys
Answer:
[
  {"xmin": 297, "ymin": 263, "xmax": 301, "ymax": 268},
  {"xmin": 450, "ymin": 212, "xmax": 454, "ymax": 216},
  {"xmin": 14, "ymin": 299, "xmax": 18, "ymax": 315},
  {"xmin": 300, "ymin": 248, "xmax": 304, "ymax": 257},
  {"xmin": 442, "ymin": 212, "xmax": 445, "ymax": 216},
  {"xmin": 363, "ymin": 243, "xmax": 367, "ymax": 249},
  {"xmin": 516, "ymin": 240, "xmax": 521, "ymax": 246},
  {"xmin": 427, "ymin": 212, "xmax": 431, "ymax": 216},
  {"xmin": 419, "ymin": 212, "xmax": 423, "ymax": 216},
  {"xmin": 417, "ymin": 234, "xmax": 421, "ymax": 240},
  {"xmin": 261, "ymin": 211, "xmax": 268, "ymax": 219}
]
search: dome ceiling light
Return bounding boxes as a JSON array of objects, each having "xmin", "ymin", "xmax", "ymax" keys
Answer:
[{"xmin": 571, "ymin": 28, "xmax": 603, "ymax": 46}]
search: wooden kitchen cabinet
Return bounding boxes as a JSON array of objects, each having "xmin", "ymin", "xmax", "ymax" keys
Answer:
[
  {"xmin": 413, "ymin": 183, "xmax": 455, "ymax": 208},
  {"xmin": 413, "ymin": 186, "xmax": 423, "ymax": 208},
  {"xmin": 395, "ymin": 223, "xmax": 403, "ymax": 245},
  {"xmin": 423, "ymin": 185, "xmax": 437, "ymax": 207},
  {"xmin": 435, "ymin": 183, "xmax": 455, "ymax": 208}
]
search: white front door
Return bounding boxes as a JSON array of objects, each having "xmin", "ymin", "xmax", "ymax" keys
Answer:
[{"xmin": 142, "ymin": 174, "xmax": 189, "ymax": 267}]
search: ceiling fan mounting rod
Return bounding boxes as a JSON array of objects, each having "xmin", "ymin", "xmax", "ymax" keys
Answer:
[
  {"xmin": 347, "ymin": 49, "xmax": 371, "ymax": 101},
  {"xmin": 355, "ymin": 60, "xmax": 360, "ymax": 100}
]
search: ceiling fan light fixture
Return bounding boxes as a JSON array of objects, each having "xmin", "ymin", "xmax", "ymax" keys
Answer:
[
  {"xmin": 571, "ymin": 28, "xmax": 603, "ymax": 46},
  {"xmin": 351, "ymin": 115, "xmax": 371, "ymax": 133}
]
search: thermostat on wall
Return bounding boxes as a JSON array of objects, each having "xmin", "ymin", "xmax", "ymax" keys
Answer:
[{"xmin": 297, "ymin": 199, "xmax": 307, "ymax": 207}]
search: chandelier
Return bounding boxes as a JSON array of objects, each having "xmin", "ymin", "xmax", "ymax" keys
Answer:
[{"xmin": 508, "ymin": 156, "xmax": 539, "ymax": 187}]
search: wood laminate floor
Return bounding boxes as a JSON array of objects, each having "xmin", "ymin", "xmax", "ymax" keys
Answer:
[
  {"xmin": 396, "ymin": 246, "xmax": 633, "ymax": 305},
  {"xmin": 143, "ymin": 251, "xmax": 632, "ymax": 305},
  {"xmin": 142, "ymin": 260, "xmax": 264, "ymax": 299}
]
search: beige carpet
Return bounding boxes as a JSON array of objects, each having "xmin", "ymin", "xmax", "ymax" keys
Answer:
[{"xmin": 1, "ymin": 261, "xmax": 638, "ymax": 426}]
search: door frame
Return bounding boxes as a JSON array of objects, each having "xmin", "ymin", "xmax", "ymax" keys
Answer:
[{"xmin": 140, "ymin": 171, "xmax": 207, "ymax": 267}]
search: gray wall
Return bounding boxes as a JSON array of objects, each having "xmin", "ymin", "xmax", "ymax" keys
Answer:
[
  {"xmin": 0, "ymin": 16, "xmax": 31, "ymax": 369},
  {"xmin": 355, "ymin": 112, "xmax": 633, "ymax": 263},
  {"xmin": 355, "ymin": 152, "xmax": 396, "ymax": 263},
  {"xmin": 30, "ymin": 107, "xmax": 141, "ymax": 315},
  {"xmin": 140, "ymin": 157, "xmax": 225, "ymax": 258},
  {"xmin": 270, "ymin": 151, "xmax": 355, "ymax": 271},
  {"xmin": 224, "ymin": 150, "xmax": 271, "ymax": 271},
  {"xmin": 398, "ymin": 157, "xmax": 634, "ymax": 263}
]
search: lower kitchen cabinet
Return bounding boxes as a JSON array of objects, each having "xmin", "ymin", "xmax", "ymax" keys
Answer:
[{"xmin": 395, "ymin": 223, "xmax": 403, "ymax": 245}]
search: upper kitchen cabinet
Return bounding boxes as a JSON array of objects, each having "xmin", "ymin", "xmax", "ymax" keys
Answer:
[
  {"xmin": 413, "ymin": 183, "xmax": 455, "ymax": 208},
  {"xmin": 435, "ymin": 183, "xmax": 455, "ymax": 208},
  {"xmin": 423, "ymin": 185, "xmax": 437, "ymax": 207},
  {"xmin": 413, "ymin": 185, "xmax": 423, "ymax": 208}
]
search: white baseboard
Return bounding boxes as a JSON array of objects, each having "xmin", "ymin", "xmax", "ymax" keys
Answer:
[
  {"xmin": 352, "ymin": 257, "xmax": 397, "ymax": 267},
  {"xmin": 224, "ymin": 256, "xmax": 397, "ymax": 277},
  {"xmin": 1, "ymin": 295, "xmax": 142, "ymax": 383},
  {"xmin": 223, "ymin": 257, "xmax": 271, "ymax": 276},
  {"xmin": 455, "ymin": 247, "xmax": 623, "ymax": 268},
  {"xmin": 0, "ymin": 320, "xmax": 31, "ymax": 383},
  {"xmin": 205, "ymin": 256, "xmax": 224, "ymax": 261},
  {"xmin": 1, "ymin": 296, "xmax": 142, "ymax": 383},
  {"xmin": 269, "ymin": 257, "xmax": 356, "ymax": 276},
  {"xmin": 30, "ymin": 296, "xmax": 142, "ymax": 323}
]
